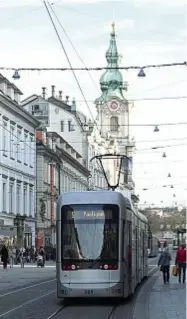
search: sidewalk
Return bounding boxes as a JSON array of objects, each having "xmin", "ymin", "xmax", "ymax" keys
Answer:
[
  {"xmin": 0, "ymin": 260, "xmax": 56, "ymax": 268},
  {"xmin": 133, "ymin": 270, "xmax": 186, "ymax": 319}
]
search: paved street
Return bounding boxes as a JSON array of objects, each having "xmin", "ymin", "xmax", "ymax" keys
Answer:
[
  {"xmin": 0, "ymin": 261, "xmax": 56, "ymax": 294},
  {"xmin": 0, "ymin": 256, "xmax": 186, "ymax": 319}
]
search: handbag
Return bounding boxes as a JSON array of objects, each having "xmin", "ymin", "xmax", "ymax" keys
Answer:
[
  {"xmin": 160, "ymin": 265, "xmax": 163, "ymax": 271},
  {"xmin": 172, "ymin": 265, "xmax": 178, "ymax": 276}
]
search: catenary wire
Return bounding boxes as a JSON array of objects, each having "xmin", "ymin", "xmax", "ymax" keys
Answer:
[
  {"xmin": 43, "ymin": 1, "xmax": 99, "ymax": 133},
  {"xmin": 47, "ymin": 1, "xmax": 99, "ymax": 93},
  {"xmin": 1, "ymin": 61, "xmax": 186, "ymax": 71}
]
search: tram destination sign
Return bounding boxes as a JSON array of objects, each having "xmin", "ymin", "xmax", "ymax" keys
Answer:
[{"xmin": 66, "ymin": 210, "xmax": 113, "ymax": 220}]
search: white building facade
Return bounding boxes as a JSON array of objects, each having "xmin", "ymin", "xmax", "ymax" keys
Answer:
[
  {"xmin": 0, "ymin": 74, "xmax": 39, "ymax": 248},
  {"xmin": 21, "ymin": 87, "xmax": 88, "ymax": 167},
  {"xmin": 22, "ymin": 87, "xmax": 107, "ymax": 190}
]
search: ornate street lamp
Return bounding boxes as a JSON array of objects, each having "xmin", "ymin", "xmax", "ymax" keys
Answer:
[
  {"xmin": 14, "ymin": 214, "xmax": 26, "ymax": 248},
  {"xmin": 90, "ymin": 154, "xmax": 130, "ymax": 191}
]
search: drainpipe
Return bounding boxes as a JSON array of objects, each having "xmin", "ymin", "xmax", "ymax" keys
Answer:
[
  {"xmin": 58, "ymin": 163, "xmax": 61, "ymax": 195},
  {"xmin": 50, "ymin": 162, "xmax": 55, "ymax": 244}
]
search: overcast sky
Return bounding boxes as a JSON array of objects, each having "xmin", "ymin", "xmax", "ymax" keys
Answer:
[{"xmin": 0, "ymin": 0, "xmax": 186, "ymax": 207}]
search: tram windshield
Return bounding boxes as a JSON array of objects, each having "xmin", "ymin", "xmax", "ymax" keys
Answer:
[{"xmin": 61, "ymin": 204, "xmax": 119, "ymax": 262}]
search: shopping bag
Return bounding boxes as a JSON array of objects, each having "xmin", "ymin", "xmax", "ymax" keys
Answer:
[{"xmin": 172, "ymin": 265, "xmax": 178, "ymax": 276}]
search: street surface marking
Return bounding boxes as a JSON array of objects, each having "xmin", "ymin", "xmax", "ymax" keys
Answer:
[
  {"xmin": 0, "ymin": 290, "xmax": 55, "ymax": 317},
  {"xmin": 0, "ymin": 279, "xmax": 55, "ymax": 298},
  {"xmin": 148, "ymin": 266, "xmax": 158, "ymax": 275}
]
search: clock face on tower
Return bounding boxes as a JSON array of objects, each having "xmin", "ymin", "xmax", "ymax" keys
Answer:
[{"xmin": 107, "ymin": 99, "xmax": 120, "ymax": 111}]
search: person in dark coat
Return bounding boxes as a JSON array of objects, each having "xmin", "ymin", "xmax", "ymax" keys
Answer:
[
  {"xmin": 0, "ymin": 245, "xmax": 9, "ymax": 269},
  {"xmin": 158, "ymin": 247, "xmax": 172, "ymax": 283}
]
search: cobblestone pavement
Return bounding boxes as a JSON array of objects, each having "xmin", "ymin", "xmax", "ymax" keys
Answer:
[
  {"xmin": 133, "ymin": 270, "xmax": 186, "ymax": 319},
  {"xmin": 0, "ymin": 263, "xmax": 55, "ymax": 293}
]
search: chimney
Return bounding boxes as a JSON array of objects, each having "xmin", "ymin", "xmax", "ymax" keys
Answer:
[
  {"xmin": 59, "ymin": 90, "xmax": 62, "ymax": 100},
  {"xmin": 42, "ymin": 87, "xmax": 46, "ymax": 99},
  {"xmin": 51, "ymin": 85, "xmax": 55, "ymax": 97},
  {"xmin": 66, "ymin": 95, "xmax": 69, "ymax": 103}
]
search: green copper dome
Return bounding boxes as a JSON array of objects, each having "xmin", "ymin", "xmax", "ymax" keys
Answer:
[{"xmin": 95, "ymin": 23, "xmax": 126, "ymax": 104}]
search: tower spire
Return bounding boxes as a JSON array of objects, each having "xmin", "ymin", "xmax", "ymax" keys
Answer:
[{"xmin": 111, "ymin": 21, "xmax": 115, "ymax": 34}]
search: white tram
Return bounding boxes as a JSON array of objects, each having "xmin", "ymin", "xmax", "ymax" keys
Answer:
[{"xmin": 56, "ymin": 191, "xmax": 148, "ymax": 300}]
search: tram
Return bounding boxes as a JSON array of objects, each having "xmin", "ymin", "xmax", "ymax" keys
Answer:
[{"xmin": 56, "ymin": 191, "xmax": 148, "ymax": 300}]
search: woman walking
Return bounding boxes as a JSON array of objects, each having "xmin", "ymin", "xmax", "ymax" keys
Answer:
[
  {"xmin": 158, "ymin": 247, "xmax": 172, "ymax": 283},
  {"xmin": 0, "ymin": 244, "xmax": 9, "ymax": 270}
]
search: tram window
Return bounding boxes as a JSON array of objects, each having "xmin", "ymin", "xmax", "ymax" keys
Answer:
[{"xmin": 61, "ymin": 204, "xmax": 119, "ymax": 264}]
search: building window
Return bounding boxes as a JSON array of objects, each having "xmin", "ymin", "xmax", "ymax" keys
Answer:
[
  {"xmin": 29, "ymin": 187, "xmax": 33, "ymax": 216},
  {"xmin": 16, "ymin": 183, "xmax": 21, "ymax": 213},
  {"xmin": 29, "ymin": 135, "xmax": 34, "ymax": 167},
  {"xmin": 23, "ymin": 187, "xmax": 27, "ymax": 215},
  {"xmin": 60, "ymin": 121, "xmax": 64, "ymax": 132},
  {"xmin": 24, "ymin": 133, "xmax": 28, "ymax": 164},
  {"xmin": 17, "ymin": 129, "xmax": 22, "ymax": 161},
  {"xmin": 2, "ymin": 182, "xmax": 6, "ymax": 211},
  {"xmin": 68, "ymin": 120, "xmax": 75, "ymax": 131},
  {"xmin": 2, "ymin": 121, "xmax": 8, "ymax": 155},
  {"xmin": 10, "ymin": 126, "xmax": 15, "ymax": 158},
  {"xmin": 9, "ymin": 183, "xmax": 14, "ymax": 213},
  {"xmin": 110, "ymin": 116, "xmax": 119, "ymax": 132}
]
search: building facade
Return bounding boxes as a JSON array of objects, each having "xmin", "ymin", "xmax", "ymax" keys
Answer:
[
  {"xmin": 0, "ymin": 74, "xmax": 39, "ymax": 248},
  {"xmin": 36, "ymin": 128, "xmax": 90, "ymax": 247},
  {"xmin": 21, "ymin": 87, "xmax": 89, "ymax": 167},
  {"xmin": 21, "ymin": 88, "xmax": 107, "ymax": 190}
]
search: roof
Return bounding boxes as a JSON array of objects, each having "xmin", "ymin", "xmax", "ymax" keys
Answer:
[
  {"xmin": 46, "ymin": 131, "xmax": 82, "ymax": 159},
  {"xmin": 0, "ymin": 73, "xmax": 23, "ymax": 95},
  {"xmin": 0, "ymin": 93, "xmax": 40, "ymax": 128}
]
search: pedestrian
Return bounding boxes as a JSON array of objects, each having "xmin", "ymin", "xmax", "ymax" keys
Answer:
[
  {"xmin": 175, "ymin": 243, "xmax": 186, "ymax": 283},
  {"xmin": 9, "ymin": 246, "xmax": 14, "ymax": 268},
  {"xmin": 20, "ymin": 248, "xmax": 26, "ymax": 268},
  {"xmin": 158, "ymin": 247, "xmax": 172, "ymax": 284},
  {"xmin": 0, "ymin": 244, "xmax": 9, "ymax": 270}
]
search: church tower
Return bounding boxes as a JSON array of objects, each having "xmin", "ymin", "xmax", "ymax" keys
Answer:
[{"xmin": 95, "ymin": 23, "xmax": 129, "ymax": 156}]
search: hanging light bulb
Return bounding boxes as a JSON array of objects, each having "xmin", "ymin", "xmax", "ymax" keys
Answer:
[
  {"xmin": 12, "ymin": 70, "xmax": 20, "ymax": 80},
  {"xmin": 138, "ymin": 68, "xmax": 146, "ymax": 77},
  {"xmin": 154, "ymin": 125, "xmax": 159, "ymax": 132},
  {"xmin": 162, "ymin": 152, "xmax": 167, "ymax": 158},
  {"xmin": 168, "ymin": 173, "xmax": 171, "ymax": 177}
]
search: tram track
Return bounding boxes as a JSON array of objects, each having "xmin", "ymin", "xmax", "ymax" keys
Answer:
[{"xmin": 45, "ymin": 304, "xmax": 118, "ymax": 319}]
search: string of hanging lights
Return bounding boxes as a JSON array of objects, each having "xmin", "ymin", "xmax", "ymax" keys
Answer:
[{"xmin": 0, "ymin": 61, "xmax": 185, "ymax": 80}]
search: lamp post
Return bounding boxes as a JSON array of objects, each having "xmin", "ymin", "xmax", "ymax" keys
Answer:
[{"xmin": 14, "ymin": 214, "xmax": 26, "ymax": 249}]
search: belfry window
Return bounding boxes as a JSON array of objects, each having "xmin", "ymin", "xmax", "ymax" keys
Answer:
[{"xmin": 110, "ymin": 116, "xmax": 119, "ymax": 132}]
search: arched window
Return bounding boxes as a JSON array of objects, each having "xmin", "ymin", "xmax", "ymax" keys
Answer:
[{"xmin": 110, "ymin": 116, "xmax": 119, "ymax": 132}]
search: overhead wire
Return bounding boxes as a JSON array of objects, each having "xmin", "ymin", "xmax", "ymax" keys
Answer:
[
  {"xmin": 1, "ymin": 61, "xmax": 186, "ymax": 72},
  {"xmin": 47, "ymin": 1, "xmax": 99, "ymax": 93},
  {"xmin": 43, "ymin": 0, "xmax": 99, "ymax": 134}
]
